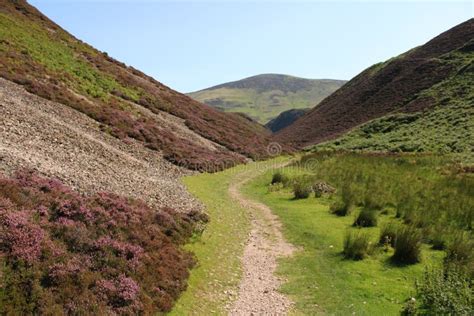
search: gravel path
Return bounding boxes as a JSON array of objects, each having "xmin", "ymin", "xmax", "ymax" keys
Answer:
[{"xmin": 228, "ymin": 163, "xmax": 295, "ymax": 315}]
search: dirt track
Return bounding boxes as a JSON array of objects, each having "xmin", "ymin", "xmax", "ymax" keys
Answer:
[{"xmin": 227, "ymin": 163, "xmax": 295, "ymax": 315}]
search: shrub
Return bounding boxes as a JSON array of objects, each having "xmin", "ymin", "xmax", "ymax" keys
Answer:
[
  {"xmin": 392, "ymin": 226, "xmax": 422, "ymax": 264},
  {"xmin": 414, "ymin": 266, "xmax": 473, "ymax": 315},
  {"xmin": 379, "ymin": 222, "xmax": 399, "ymax": 247},
  {"xmin": 343, "ymin": 230, "xmax": 373, "ymax": 260},
  {"xmin": 353, "ymin": 208, "xmax": 378, "ymax": 227},
  {"xmin": 292, "ymin": 182, "xmax": 312, "ymax": 200},
  {"xmin": 271, "ymin": 172, "xmax": 288, "ymax": 185}
]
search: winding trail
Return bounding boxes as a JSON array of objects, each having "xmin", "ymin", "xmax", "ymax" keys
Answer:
[{"xmin": 227, "ymin": 163, "xmax": 295, "ymax": 315}]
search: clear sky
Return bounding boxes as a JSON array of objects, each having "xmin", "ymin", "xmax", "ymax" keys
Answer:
[{"xmin": 29, "ymin": 1, "xmax": 473, "ymax": 93}]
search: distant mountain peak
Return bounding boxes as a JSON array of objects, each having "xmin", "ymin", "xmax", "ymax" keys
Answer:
[
  {"xmin": 193, "ymin": 73, "xmax": 346, "ymax": 94},
  {"xmin": 188, "ymin": 74, "xmax": 346, "ymax": 124}
]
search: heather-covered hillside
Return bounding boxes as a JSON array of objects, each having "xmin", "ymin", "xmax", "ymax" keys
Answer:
[
  {"xmin": 275, "ymin": 19, "xmax": 474, "ymax": 158},
  {"xmin": 0, "ymin": 0, "xmax": 274, "ymax": 171}
]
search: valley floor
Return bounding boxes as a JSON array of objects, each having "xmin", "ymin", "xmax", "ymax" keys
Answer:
[
  {"xmin": 172, "ymin": 154, "xmax": 456, "ymax": 315},
  {"xmin": 170, "ymin": 158, "xmax": 295, "ymax": 315}
]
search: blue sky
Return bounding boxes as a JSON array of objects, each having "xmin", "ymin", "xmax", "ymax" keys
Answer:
[{"xmin": 30, "ymin": 1, "xmax": 472, "ymax": 92}]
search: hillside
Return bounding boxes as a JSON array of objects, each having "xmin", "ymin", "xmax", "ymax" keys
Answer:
[
  {"xmin": 0, "ymin": 0, "xmax": 274, "ymax": 172},
  {"xmin": 0, "ymin": 1, "xmax": 273, "ymax": 312},
  {"xmin": 188, "ymin": 74, "xmax": 346, "ymax": 124},
  {"xmin": 274, "ymin": 19, "xmax": 474, "ymax": 158},
  {"xmin": 265, "ymin": 108, "xmax": 308, "ymax": 132}
]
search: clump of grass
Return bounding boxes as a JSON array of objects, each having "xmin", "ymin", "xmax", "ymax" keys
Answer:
[
  {"xmin": 353, "ymin": 208, "xmax": 378, "ymax": 227},
  {"xmin": 343, "ymin": 230, "xmax": 373, "ymax": 260},
  {"xmin": 379, "ymin": 222, "xmax": 399, "ymax": 247},
  {"xmin": 271, "ymin": 171, "xmax": 289, "ymax": 185},
  {"xmin": 392, "ymin": 226, "xmax": 422, "ymax": 264},
  {"xmin": 293, "ymin": 181, "xmax": 312, "ymax": 199}
]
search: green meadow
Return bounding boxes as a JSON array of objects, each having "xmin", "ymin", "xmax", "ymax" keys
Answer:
[{"xmin": 242, "ymin": 152, "xmax": 473, "ymax": 315}]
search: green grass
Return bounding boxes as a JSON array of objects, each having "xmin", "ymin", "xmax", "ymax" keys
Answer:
[
  {"xmin": 171, "ymin": 159, "xmax": 287, "ymax": 315},
  {"xmin": 170, "ymin": 167, "xmax": 250, "ymax": 315},
  {"xmin": 242, "ymin": 168, "xmax": 445, "ymax": 315}
]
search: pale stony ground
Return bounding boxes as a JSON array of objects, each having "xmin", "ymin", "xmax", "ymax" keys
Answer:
[
  {"xmin": 0, "ymin": 78, "xmax": 203, "ymax": 212},
  {"xmin": 228, "ymin": 164, "xmax": 295, "ymax": 315}
]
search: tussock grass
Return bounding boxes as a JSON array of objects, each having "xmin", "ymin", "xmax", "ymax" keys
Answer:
[
  {"xmin": 354, "ymin": 208, "xmax": 378, "ymax": 227},
  {"xmin": 343, "ymin": 230, "xmax": 373, "ymax": 260},
  {"xmin": 393, "ymin": 226, "xmax": 422, "ymax": 264}
]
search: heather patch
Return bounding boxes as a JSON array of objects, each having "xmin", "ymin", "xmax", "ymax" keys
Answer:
[{"xmin": 0, "ymin": 170, "xmax": 203, "ymax": 314}]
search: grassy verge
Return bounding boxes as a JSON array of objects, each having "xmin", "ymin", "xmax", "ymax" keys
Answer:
[
  {"xmin": 242, "ymin": 167, "xmax": 445, "ymax": 315},
  {"xmin": 170, "ymin": 158, "xmax": 287, "ymax": 315}
]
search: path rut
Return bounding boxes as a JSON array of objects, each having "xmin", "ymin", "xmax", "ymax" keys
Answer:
[{"xmin": 228, "ymin": 164, "xmax": 295, "ymax": 315}]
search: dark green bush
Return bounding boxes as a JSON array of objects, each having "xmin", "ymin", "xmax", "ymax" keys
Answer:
[
  {"xmin": 392, "ymin": 226, "xmax": 422, "ymax": 264},
  {"xmin": 293, "ymin": 181, "xmax": 312, "ymax": 199},
  {"xmin": 343, "ymin": 230, "xmax": 373, "ymax": 260},
  {"xmin": 354, "ymin": 208, "xmax": 378, "ymax": 227},
  {"xmin": 271, "ymin": 172, "xmax": 289, "ymax": 185},
  {"xmin": 413, "ymin": 266, "xmax": 473, "ymax": 315},
  {"xmin": 379, "ymin": 222, "xmax": 398, "ymax": 247}
]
